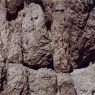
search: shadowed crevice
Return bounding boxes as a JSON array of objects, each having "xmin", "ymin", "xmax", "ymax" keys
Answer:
[
  {"xmin": 0, "ymin": 61, "xmax": 7, "ymax": 92},
  {"xmin": 6, "ymin": 0, "xmax": 24, "ymax": 21},
  {"xmin": 22, "ymin": 54, "xmax": 54, "ymax": 70},
  {"xmin": 76, "ymin": 49, "xmax": 95, "ymax": 69},
  {"xmin": 45, "ymin": 18, "xmax": 52, "ymax": 30}
]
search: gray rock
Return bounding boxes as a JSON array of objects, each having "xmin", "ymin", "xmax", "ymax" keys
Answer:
[
  {"xmin": 0, "ymin": 0, "xmax": 95, "ymax": 95},
  {"xmin": 71, "ymin": 64, "xmax": 95, "ymax": 95},
  {"xmin": 1, "ymin": 63, "xmax": 57, "ymax": 95},
  {"xmin": 50, "ymin": 0, "xmax": 72, "ymax": 73},
  {"xmin": 57, "ymin": 73, "xmax": 77, "ymax": 95},
  {"xmin": 22, "ymin": 3, "xmax": 53, "ymax": 69},
  {"xmin": 29, "ymin": 68, "xmax": 57, "ymax": 95}
]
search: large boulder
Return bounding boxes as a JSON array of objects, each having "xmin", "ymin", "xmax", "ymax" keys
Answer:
[{"xmin": 22, "ymin": 3, "xmax": 53, "ymax": 69}]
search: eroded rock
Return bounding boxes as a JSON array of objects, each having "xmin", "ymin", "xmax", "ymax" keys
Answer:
[
  {"xmin": 71, "ymin": 64, "xmax": 95, "ymax": 95},
  {"xmin": 22, "ymin": 3, "xmax": 53, "ymax": 69},
  {"xmin": 0, "ymin": 0, "xmax": 95, "ymax": 95},
  {"xmin": 57, "ymin": 73, "xmax": 77, "ymax": 95}
]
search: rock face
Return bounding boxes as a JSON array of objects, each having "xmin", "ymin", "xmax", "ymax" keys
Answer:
[
  {"xmin": 71, "ymin": 64, "xmax": 95, "ymax": 95},
  {"xmin": 0, "ymin": 0, "xmax": 95, "ymax": 95}
]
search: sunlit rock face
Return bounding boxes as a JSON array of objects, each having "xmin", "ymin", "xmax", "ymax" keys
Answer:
[{"xmin": 0, "ymin": 0, "xmax": 95, "ymax": 95}]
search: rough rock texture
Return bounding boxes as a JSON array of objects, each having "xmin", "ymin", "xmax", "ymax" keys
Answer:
[
  {"xmin": 57, "ymin": 73, "xmax": 77, "ymax": 95},
  {"xmin": 71, "ymin": 64, "xmax": 95, "ymax": 95},
  {"xmin": 6, "ymin": 0, "xmax": 24, "ymax": 21},
  {"xmin": 1, "ymin": 63, "xmax": 57, "ymax": 95},
  {"xmin": 0, "ymin": 0, "xmax": 95, "ymax": 95}
]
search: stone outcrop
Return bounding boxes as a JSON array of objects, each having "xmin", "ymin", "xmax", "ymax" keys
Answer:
[{"xmin": 0, "ymin": 0, "xmax": 95, "ymax": 95}]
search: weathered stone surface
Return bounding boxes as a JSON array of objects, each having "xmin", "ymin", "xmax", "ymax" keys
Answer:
[
  {"xmin": 0, "ymin": 0, "xmax": 95, "ymax": 95},
  {"xmin": 0, "ymin": 63, "xmax": 77, "ymax": 95},
  {"xmin": 51, "ymin": 0, "xmax": 71, "ymax": 73},
  {"xmin": 0, "ymin": 2, "xmax": 53, "ymax": 69},
  {"xmin": 22, "ymin": 4, "xmax": 53, "ymax": 69},
  {"xmin": 0, "ymin": 0, "xmax": 7, "ymax": 63},
  {"xmin": 4, "ymin": 63, "xmax": 29, "ymax": 95},
  {"xmin": 1, "ymin": 63, "xmax": 57, "ymax": 95},
  {"xmin": 71, "ymin": 64, "xmax": 95, "ymax": 95},
  {"xmin": 68, "ymin": 0, "xmax": 95, "ymax": 69},
  {"xmin": 6, "ymin": 0, "xmax": 24, "ymax": 21},
  {"xmin": 57, "ymin": 73, "xmax": 77, "ymax": 95},
  {"xmin": 29, "ymin": 68, "xmax": 57, "ymax": 95}
]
